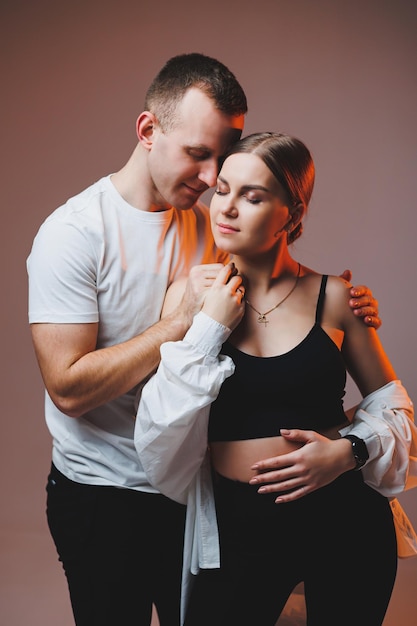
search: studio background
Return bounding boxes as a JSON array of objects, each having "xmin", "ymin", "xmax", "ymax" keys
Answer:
[{"xmin": 1, "ymin": 1, "xmax": 416, "ymax": 624}]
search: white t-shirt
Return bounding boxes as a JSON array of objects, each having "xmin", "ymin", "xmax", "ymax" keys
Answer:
[{"xmin": 27, "ymin": 175, "xmax": 227, "ymax": 490}]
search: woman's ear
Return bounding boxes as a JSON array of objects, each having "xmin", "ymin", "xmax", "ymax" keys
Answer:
[
  {"xmin": 288, "ymin": 202, "xmax": 304, "ymax": 230},
  {"xmin": 136, "ymin": 111, "xmax": 157, "ymax": 150}
]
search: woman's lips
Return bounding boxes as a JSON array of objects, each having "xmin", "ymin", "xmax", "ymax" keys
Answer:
[{"xmin": 217, "ymin": 222, "xmax": 239, "ymax": 235}]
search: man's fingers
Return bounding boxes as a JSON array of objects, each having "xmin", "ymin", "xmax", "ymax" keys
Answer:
[
  {"xmin": 354, "ymin": 312, "xmax": 382, "ymax": 329},
  {"xmin": 339, "ymin": 269, "xmax": 352, "ymax": 282},
  {"xmin": 351, "ymin": 304, "xmax": 377, "ymax": 316},
  {"xmin": 211, "ymin": 262, "xmax": 236, "ymax": 285}
]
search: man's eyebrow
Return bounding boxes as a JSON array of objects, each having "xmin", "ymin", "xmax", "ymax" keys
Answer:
[{"xmin": 185, "ymin": 144, "xmax": 212, "ymax": 152}]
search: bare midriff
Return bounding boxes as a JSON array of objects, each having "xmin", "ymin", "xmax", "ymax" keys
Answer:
[{"xmin": 209, "ymin": 422, "xmax": 348, "ymax": 483}]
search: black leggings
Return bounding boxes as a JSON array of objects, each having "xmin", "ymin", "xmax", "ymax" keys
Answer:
[
  {"xmin": 185, "ymin": 470, "xmax": 397, "ymax": 626},
  {"xmin": 46, "ymin": 463, "xmax": 186, "ymax": 626}
]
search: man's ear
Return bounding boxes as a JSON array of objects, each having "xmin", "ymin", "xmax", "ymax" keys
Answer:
[{"xmin": 136, "ymin": 111, "xmax": 157, "ymax": 150}]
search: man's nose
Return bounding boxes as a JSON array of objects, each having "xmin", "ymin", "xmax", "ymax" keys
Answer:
[{"xmin": 198, "ymin": 159, "xmax": 219, "ymax": 188}]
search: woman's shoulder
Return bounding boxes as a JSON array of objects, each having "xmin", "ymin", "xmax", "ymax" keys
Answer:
[
  {"xmin": 299, "ymin": 269, "xmax": 352, "ymax": 322},
  {"xmin": 325, "ymin": 274, "xmax": 352, "ymax": 302},
  {"xmin": 161, "ymin": 277, "xmax": 188, "ymax": 317},
  {"xmin": 299, "ymin": 267, "xmax": 348, "ymax": 291},
  {"xmin": 322, "ymin": 274, "xmax": 357, "ymax": 328},
  {"xmin": 301, "ymin": 267, "xmax": 350, "ymax": 293},
  {"xmin": 168, "ymin": 276, "xmax": 188, "ymax": 293}
]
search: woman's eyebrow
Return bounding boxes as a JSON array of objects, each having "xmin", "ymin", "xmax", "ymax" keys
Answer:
[{"xmin": 217, "ymin": 175, "xmax": 269, "ymax": 193}]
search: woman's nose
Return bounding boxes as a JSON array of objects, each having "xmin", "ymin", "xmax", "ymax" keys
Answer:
[{"xmin": 219, "ymin": 195, "xmax": 238, "ymax": 216}]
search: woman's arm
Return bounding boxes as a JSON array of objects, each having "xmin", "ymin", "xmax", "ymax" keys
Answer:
[
  {"xmin": 134, "ymin": 264, "xmax": 245, "ymax": 503},
  {"xmin": 250, "ymin": 277, "xmax": 414, "ymax": 500},
  {"xmin": 135, "ymin": 311, "xmax": 235, "ymax": 503},
  {"xmin": 336, "ymin": 278, "xmax": 414, "ymax": 495},
  {"xmin": 340, "ymin": 380, "xmax": 415, "ymax": 496}
]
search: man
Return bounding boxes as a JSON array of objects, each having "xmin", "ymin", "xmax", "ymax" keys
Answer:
[{"xmin": 27, "ymin": 53, "xmax": 379, "ymax": 626}]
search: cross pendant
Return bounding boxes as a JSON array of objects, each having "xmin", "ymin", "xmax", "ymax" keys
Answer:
[{"xmin": 257, "ymin": 314, "xmax": 269, "ymax": 326}]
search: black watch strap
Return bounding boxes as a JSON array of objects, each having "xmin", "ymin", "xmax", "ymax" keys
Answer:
[{"xmin": 343, "ymin": 435, "xmax": 369, "ymax": 470}]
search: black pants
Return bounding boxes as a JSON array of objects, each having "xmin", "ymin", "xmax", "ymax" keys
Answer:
[
  {"xmin": 46, "ymin": 463, "xmax": 186, "ymax": 626},
  {"xmin": 185, "ymin": 470, "xmax": 397, "ymax": 626}
]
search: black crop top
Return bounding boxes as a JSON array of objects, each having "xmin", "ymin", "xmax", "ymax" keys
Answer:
[{"xmin": 208, "ymin": 275, "xmax": 347, "ymax": 442}]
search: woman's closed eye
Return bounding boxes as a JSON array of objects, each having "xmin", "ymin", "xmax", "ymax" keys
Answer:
[
  {"xmin": 214, "ymin": 187, "xmax": 228, "ymax": 196},
  {"xmin": 243, "ymin": 193, "xmax": 262, "ymax": 205}
]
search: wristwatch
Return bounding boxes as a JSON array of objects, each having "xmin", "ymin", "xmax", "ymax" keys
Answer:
[{"xmin": 343, "ymin": 435, "xmax": 369, "ymax": 470}]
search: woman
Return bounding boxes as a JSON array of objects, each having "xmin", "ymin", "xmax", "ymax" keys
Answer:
[{"xmin": 135, "ymin": 133, "xmax": 414, "ymax": 625}]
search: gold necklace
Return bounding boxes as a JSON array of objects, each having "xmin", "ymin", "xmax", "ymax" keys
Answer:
[{"xmin": 245, "ymin": 262, "xmax": 301, "ymax": 326}]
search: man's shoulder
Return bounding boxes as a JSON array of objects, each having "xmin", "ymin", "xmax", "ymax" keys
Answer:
[
  {"xmin": 40, "ymin": 176, "xmax": 111, "ymax": 227},
  {"xmin": 65, "ymin": 175, "xmax": 111, "ymax": 211}
]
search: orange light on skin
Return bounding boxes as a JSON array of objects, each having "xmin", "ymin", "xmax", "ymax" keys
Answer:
[{"xmin": 230, "ymin": 114, "xmax": 245, "ymax": 131}]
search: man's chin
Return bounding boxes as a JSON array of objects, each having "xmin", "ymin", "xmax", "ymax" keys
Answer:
[
  {"xmin": 175, "ymin": 200, "xmax": 198, "ymax": 211},
  {"xmin": 175, "ymin": 188, "xmax": 204, "ymax": 209}
]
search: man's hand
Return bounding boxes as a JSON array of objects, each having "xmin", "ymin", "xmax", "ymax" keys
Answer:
[
  {"xmin": 340, "ymin": 269, "xmax": 381, "ymax": 330},
  {"xmin": 249, "ymin": 429, "xmax": 355, "ymax": 503},
  {"xmin": 168, "ymin": 263, "xmax": 226, "ymax": 325}
]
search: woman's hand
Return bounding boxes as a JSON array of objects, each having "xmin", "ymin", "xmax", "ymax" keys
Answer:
[
  {"xmin": 201, "ymin": 262, "xmax": 246, "ymax": 331},
  {"xmin": 249, "ymin": 429, "xmax": 355, "ymax": 503}
]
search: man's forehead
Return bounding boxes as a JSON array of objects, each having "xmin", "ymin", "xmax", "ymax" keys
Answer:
[
  {"xmin": 177, "ymin": 88, "xmax": 245, "ymax": 127},
  {"xmin": 181, "ymin": 126, "xmax": 242, "ymax": 155}
]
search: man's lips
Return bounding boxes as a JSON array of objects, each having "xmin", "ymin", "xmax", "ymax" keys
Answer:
[{"xmin": 183, "ymin": 183, "xmax": 207, "ymax": 196}]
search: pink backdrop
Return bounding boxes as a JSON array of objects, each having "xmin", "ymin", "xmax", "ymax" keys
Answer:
[{"xmin": 1, "ymin": 1, "xmax": 416, "ymax": 624}]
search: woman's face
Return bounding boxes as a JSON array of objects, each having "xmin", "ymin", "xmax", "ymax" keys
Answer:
[{"xmin": 210, "ymin": 152, "xmax": 292, "ymax": 257}]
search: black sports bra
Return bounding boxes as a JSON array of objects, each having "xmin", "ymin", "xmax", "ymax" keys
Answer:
[{"xmin": 208, "ymin": 275, "xmax": 347, "ymax": 442}]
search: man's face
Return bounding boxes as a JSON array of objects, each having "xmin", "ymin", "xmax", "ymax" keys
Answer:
[{"xmin": 148, "ymin": 88, "xmax": 244, "ymax": 210}]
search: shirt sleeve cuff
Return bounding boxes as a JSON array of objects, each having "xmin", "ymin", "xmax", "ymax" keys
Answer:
[
  {"xmin": 183, "ymin": 311, "xmax": 232, "ymax": 357},
  {"xmin": 339, "ymin": 422, "xmax": 382, "ymax": 463}
]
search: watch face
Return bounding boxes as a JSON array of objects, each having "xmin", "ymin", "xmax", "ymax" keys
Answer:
[{"xmin": 354, "ymin": 452, "xmax": 366, "ymax": 469}]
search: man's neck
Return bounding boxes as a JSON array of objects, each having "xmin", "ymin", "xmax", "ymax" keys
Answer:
[{"xmin": 111, "ymin": 145, "xmax": 171, "ymax": 212}]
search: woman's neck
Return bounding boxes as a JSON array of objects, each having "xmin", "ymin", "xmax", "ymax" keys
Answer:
[{"xmin": 233, "ymin": 252, "xmax": 300, "ymax": 295}]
